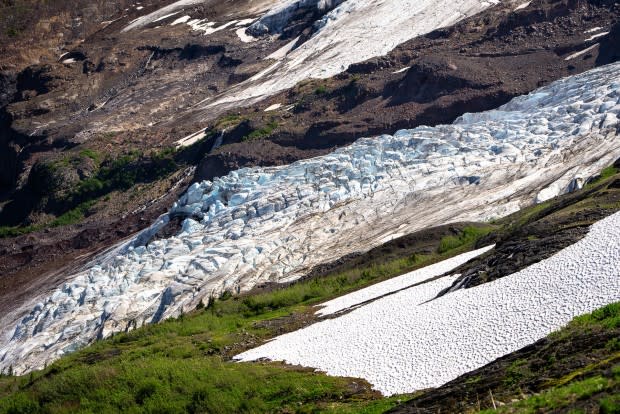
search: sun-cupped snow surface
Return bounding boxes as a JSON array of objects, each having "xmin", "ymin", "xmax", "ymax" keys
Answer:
[
  {"xmin": 315, "ymin": 245, "xmax": 494, "ymax": 316},
  {"xmin": 2, "ymin": 63, "xmax": 620, "ymax": 375},
  {"xmin": 236, "ymin": 211, "xmax": 620, "ymax": 395},
  {"xmin": 203, "ymin": 0, "xmax": 502, "ymax": 109}
]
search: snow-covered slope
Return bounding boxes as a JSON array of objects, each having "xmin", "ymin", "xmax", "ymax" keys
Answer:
[
  {"xmin": 198, "ymin": 0, "xmax": 503, "ymax": 109},
  {"xmin": 315, "ymin": 245, "xmax": 495, "ymax": 316},
  {"xmin": 2, "ymin": 63, "xmax": 620, "ymax": 375},
  {"xmin": 235, "ymin": 210, "xmax": 620, "ymax": 395},
  {"xmin": 124, "ymin": 0, "xmax": 504, "ymax": 112}
]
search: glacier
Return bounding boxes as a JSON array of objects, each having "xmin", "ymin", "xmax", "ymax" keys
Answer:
[
  {"xmin": 235, "ymin": 210, "xmax": 620, "ymax": 395},
  {"xmin": 1, "ymin": 62, "xmax": 620, "ymax": 375}
]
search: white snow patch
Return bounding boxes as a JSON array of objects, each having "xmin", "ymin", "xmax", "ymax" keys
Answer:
[
  {"xmin": 513, "ymin": 1, "xmax": 530, "ymax": 11},
  {"xmin": 392, "ymin": 66, "xmax": 410, "ymax": 74},
  {"xmin": 236, "ymin": 18, "xmax": 256, "ymax": 26},
  {"xmin": 201, "ymin": 0, "xmax": 503, "ymax": 110},
  {"xmin": 185, "ymin": 19, "xmax": 237, "ymax": 35},
  {"xmin": 122, "ymin": 0, "xmax": 206, "ymax": 32},
  {"xmin": 154, "ymin": 11, "xmax": 181, "ymax": 22},
  {"xmin": 236, "ymin": 211, "xmax": 620, "ymax": 395},
  {"xmin": 2, "ymin": 63, "xmax": 620, "ymax": 375},
  {"xmin": 175, "ymin": 130, "xmax": 206, "ymax": 147},
  {"xmin": 236, "ymin": 27, "xmax": 258, "ymax": 42},
  {"xmin": 564, "ymin": 43, "xmax": 600, "ymax": 61},
  {"xmin": 316, "ymin": 245, "xmax": 494, "ymax": 316},
  {"xmin": 265, "ymin": 36, "xmax": 300, "ymax": 60},
  {"xmin": 264, "ymin": 103, "xmax": 283, "ymax": 111},
  {"xmin": 171, "ymin": 15, "xmax": 191, "ymax": 25},
  {"xmin": 585, "ymin": 31, "xmax": 609, "ymax": 42},
  {"xmin": 584, "ymin": 26, "xmax": 603, "ymax": 34}
]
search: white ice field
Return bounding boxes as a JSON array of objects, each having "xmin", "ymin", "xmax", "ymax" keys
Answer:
[
  {"xmin": 1, "ymin": 62, "xmax": 620, "ymax": 375},
  {"xmin": 236, "ymin": 211, "xmax": 620, "ymax": 395}
]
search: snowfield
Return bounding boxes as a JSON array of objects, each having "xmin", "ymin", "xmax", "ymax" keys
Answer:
[
  {"xmin": 1, "ymin": 63, "xmax": 620, "ymax": 375},
  {"xmin": 315, "ymin": 245, "xmax": 495, "ymax": 316},
  {"xmin": 235, "ymin": 211, "xmax": 620, "ymax": 395},
  {"xmin": 202, "ymin": 0, "xmax": 502, "ymax": 109}
]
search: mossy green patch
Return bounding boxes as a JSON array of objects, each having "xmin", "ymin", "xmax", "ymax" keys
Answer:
[
  {"xmin": 438, "ymin": 225, "xmax": 493, "ymax": 254},
  {"xmin": 243, "ymin": 121, "xmax": 279, "ymax": 141}
]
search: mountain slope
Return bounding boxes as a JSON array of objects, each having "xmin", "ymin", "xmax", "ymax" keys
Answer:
[
  {"xmin": 0, "ymin": 0, "xmax": 618, "ymax": 322},
  {"xmin": 2, "ymin": 62, "xmax": 619, "ymax": 375},
  {"xmin": 1, "ymin": 0, "xmax": 619, "ymax": 410},
  {"xmin": 0, "ymin": 164, "xmax": 619, "ymax": 412}
]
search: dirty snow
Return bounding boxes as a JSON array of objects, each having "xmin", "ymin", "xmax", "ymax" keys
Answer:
[
  {"xmin": 236, "ymin": 27, "xmax": 258, "ymax": 42},
  {"xmin": 266, "ymin": 36, "xmax": 300, "ymax": 60},
  {"xmin": 2, "ymin": 63, "xmax": 620, "ymax": 375},
  {"xmin": 315, "ymin": 245, "xmax": 495, "ymax": 316},
  {"xmin": 236, "ymin": 211, "xmax": 620, "ymax": 395}
]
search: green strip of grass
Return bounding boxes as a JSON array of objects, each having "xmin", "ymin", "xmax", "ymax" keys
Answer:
[
  {"xmin": 438, "ymin": 225, "xmax": 493, "ymax": 254},
  {"xmin": 479, "ymin": 369, "xmax": 619, "ymax": 413}
]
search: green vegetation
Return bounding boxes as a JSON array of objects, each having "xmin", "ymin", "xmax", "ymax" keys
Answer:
[
  {"xmin": 78, "ymin": 149, "xmax": 103, "ymax": 165},
  {"xmin": 0, "ymin": 146, "xmax": 180, "ymax": 238},
  {"xmin": 315, "ymin": 85, "xmax": 328, "ymax": 95},
  {"xmin": 438, "ymin": 225, "xmax": 493, "ymax": 254},
  {"xmin": 215, "ymin": 114, "xmax": 243, "ymax": 129},
  {"xmin": 551, "ymin": 302, "xmax": 620, "ymax": 342},
  {"xmin": 0, "ymin": 200, "xmax": 96, "ymax": 238},
  {"xmin": 2, "ymin": 238, "xmax": 495, "ymax": 412},
  {"xmin": 472, "ymin": 302, "xmax": 620, "ymax": 413},
  {"xmin": 69, "ymin": 147, "xmax": 178, "ymax": 203},
  {"xmin": 1, "ymin": 153, "xmax": 620, "ymax": 412},
  {"xmin": 587, "ymin": 166, "xmax": 619, "ymax": 187},
  {"xmin": 0, "ymin": 224, "xmax": 40, "ymax": 238},
  {"xmin": 569, "ymin": 302, "xmax": 620, "ymax": 331},
  {"xmin": 243, "ymin": 121, "xmax": 279, "ymax": 141},
  {"xmin": 480, "ymin": 373, "xmax": 618, "ymax": 413},
  {"xmin": 504, "ymin": 359, "xmax": 530, "ymax": 387},
  {"xmin": 49, "ymin": 200, "xmax": 97, "ymax": 227}
]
